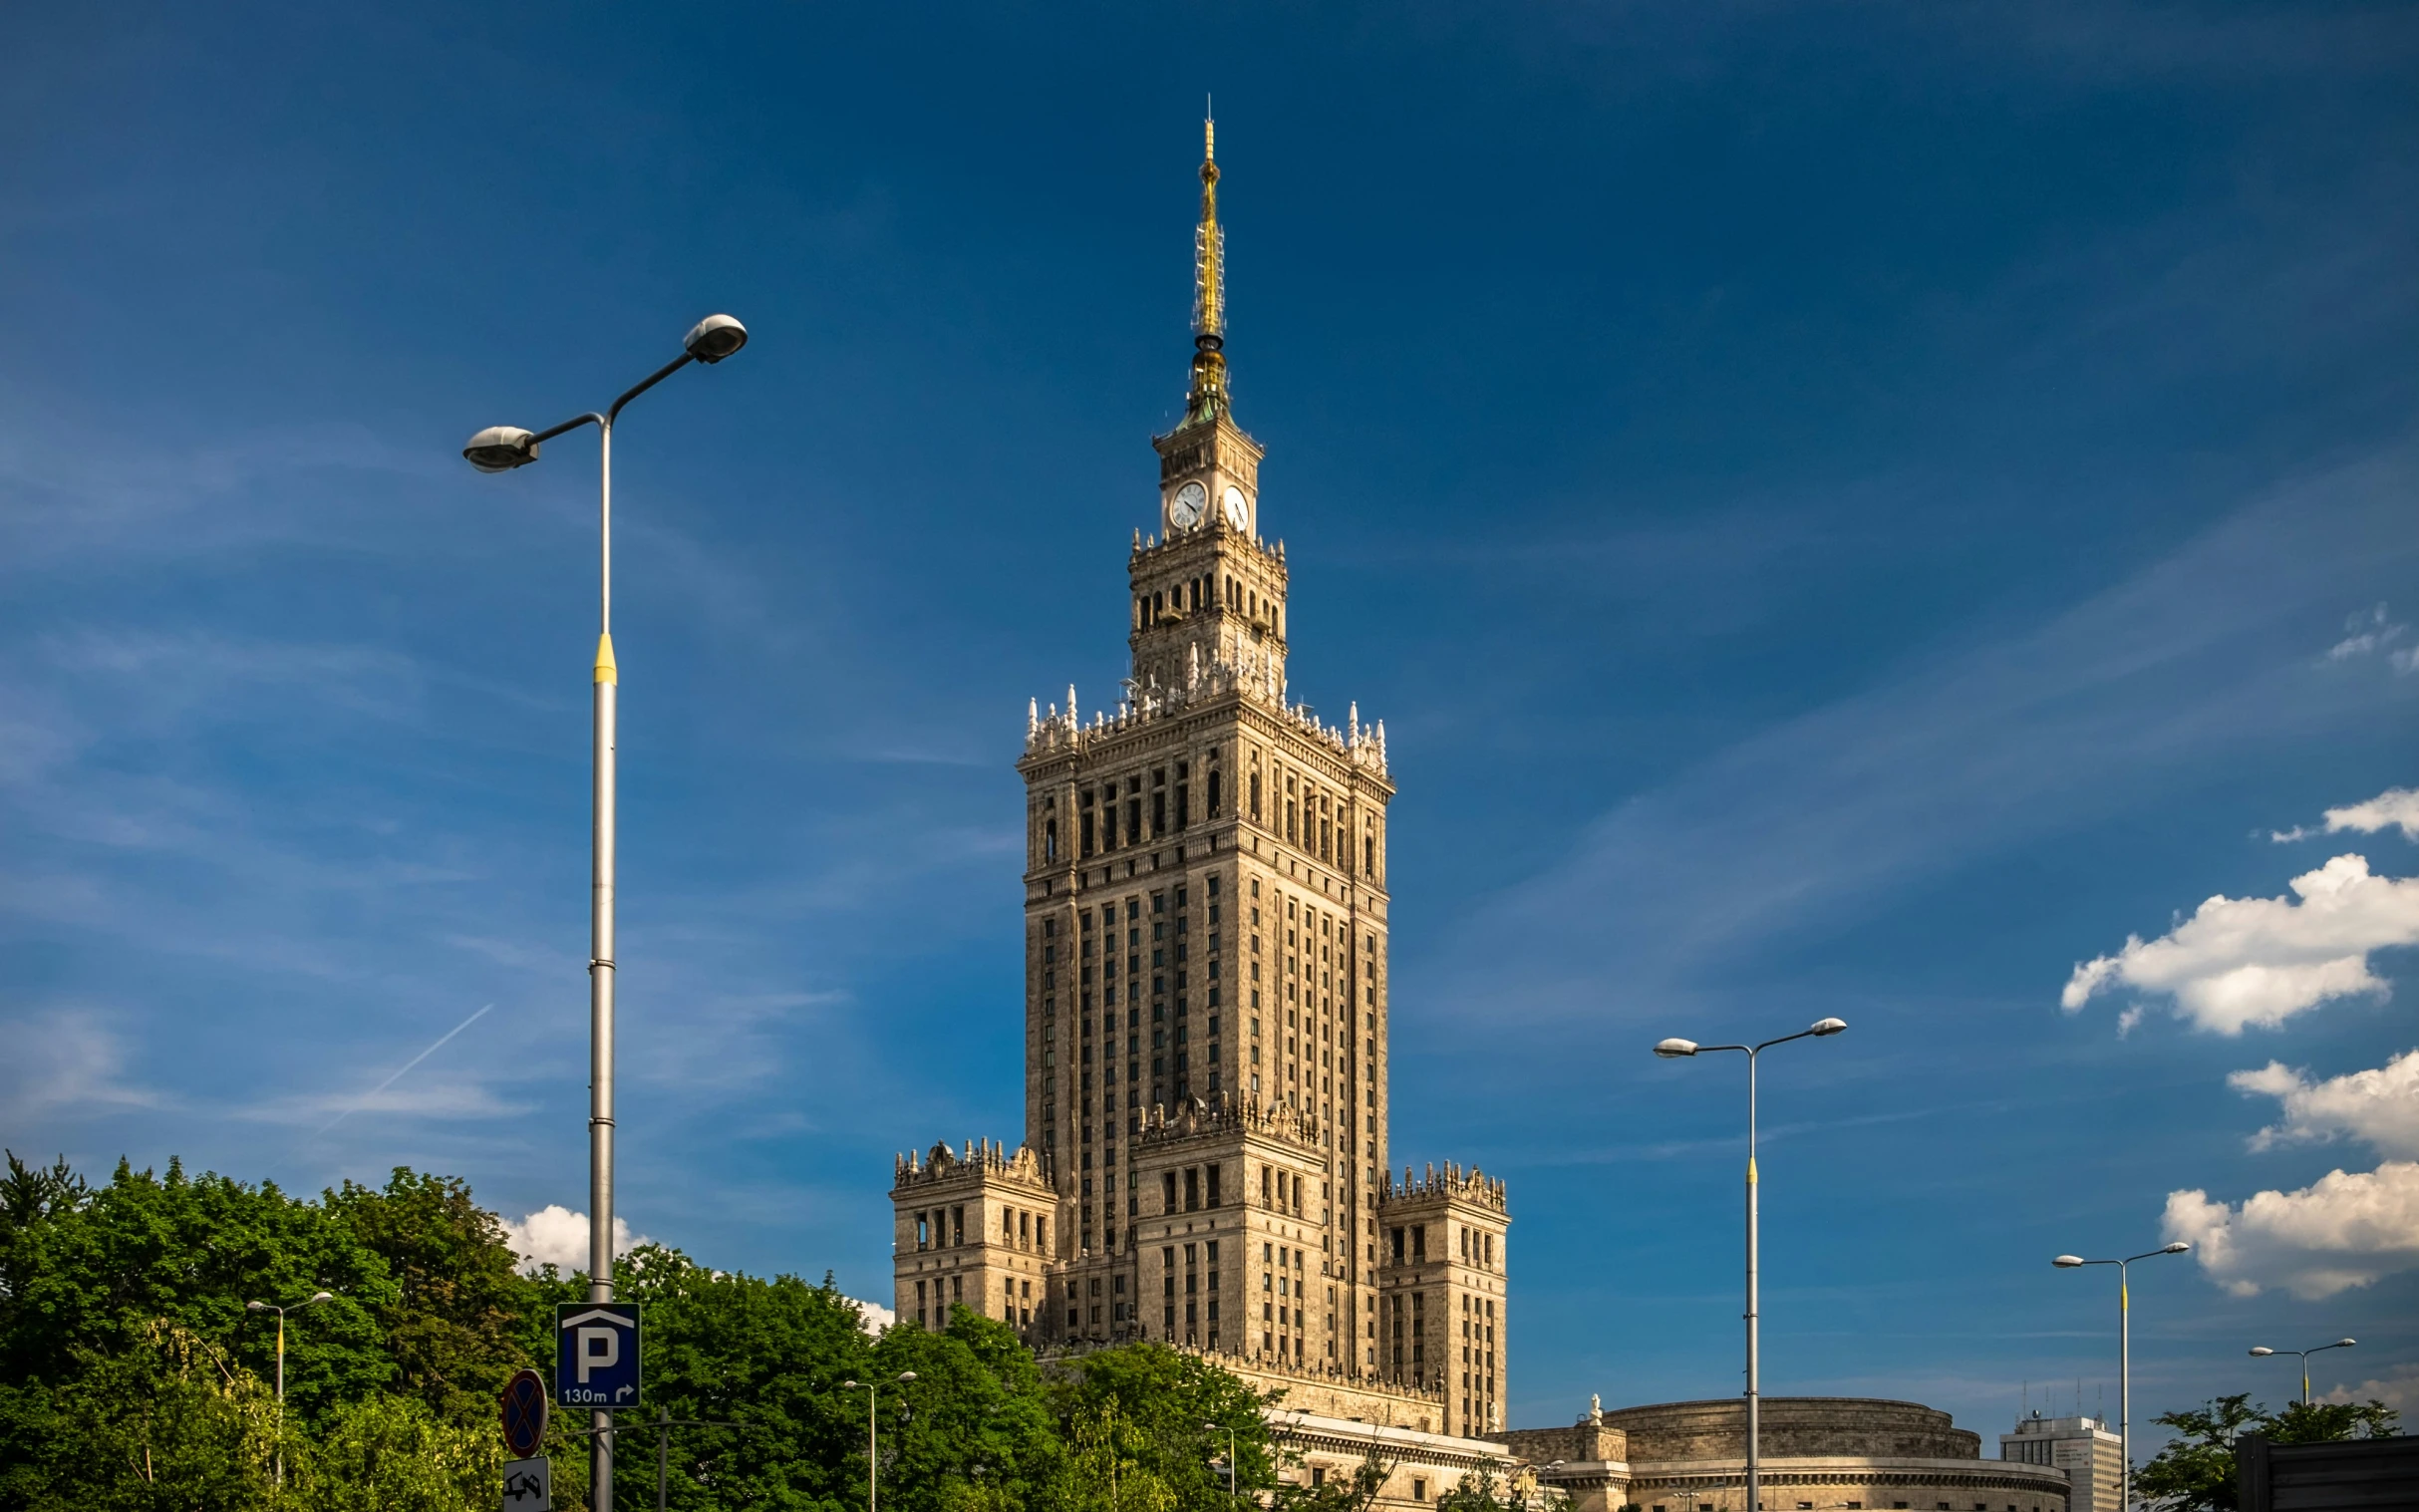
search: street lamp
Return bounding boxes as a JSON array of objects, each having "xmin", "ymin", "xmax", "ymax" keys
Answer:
[
  {"xmin": 2051, "ymin": 1243, "xmax": 2190, "ymax": 1510},
  {"xmin": 1651, "ymin": 1017, "xmax": 1846, "ymax": 1512},
  {"xmin": 840, "ymin": 1371, "xmax": 916, "ymax": 1512},
  {"xmin": 2249, "ymin": 1338, "xmax": 2356, "ymax": 1407},
  {"xmin": 1206, "ymin": 1420, "xmax": 1238, "ymax": 1501},
  {"xmin": 244, "ymin": 1291, "xmax": 335, "ymax": 1488},
  {"xmin": 461, "ymin": 312, "xmax": 749, "ymax": 1512}
]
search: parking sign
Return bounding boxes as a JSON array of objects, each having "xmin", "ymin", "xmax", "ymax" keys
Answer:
[{"xmin": 554, "ymin": 1303, "xmax": 640, "ymax": 1408}]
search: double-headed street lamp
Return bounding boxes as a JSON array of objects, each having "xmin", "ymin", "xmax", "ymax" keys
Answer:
[
  {"xmin": 244, "ymin": 1290, "xmax": 334, "ymax": 1488},
  {"xmin": 2051, "ymin": 1243, "xmax": 2191, "ymax": 1511},
  {"xmin": 1653, "ymin": 1017, "xmax": 1848, "ymax": 1512},
  {"xmin": 462, "ymin": 312, "xmax": 749, "ymax": 1512},
  {"xmin": 840, "ymin": 1371, "xmax": 917, "ymax": 1512},
  {"xmin": 2249, "ymin": 1337, "xmax": 2356, "ymax": 1407}
]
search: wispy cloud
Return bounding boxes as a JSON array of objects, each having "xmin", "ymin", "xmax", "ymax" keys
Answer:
[
  {"xmin": 2321, "ymin": 603, "xmax": 2408, "ymax": 665},
  {"xmin": 0, "ymin": 1009, "xmax": 162, "ymax": 1123},
  {"xmin": 2273, "ymin": 785, "xmax": 2419, "ymax": 845},
  {"xmin": 1417, "ymin": 453, "xmax": 2419, "ymax": 1031}
]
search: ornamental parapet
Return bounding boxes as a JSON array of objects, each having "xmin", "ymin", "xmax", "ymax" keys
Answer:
[
  {"xmin": 1380, "ymin": 1161, "xmax": 1509, "ymax": 1214},
  {"xmin": 1021, "ymin": 664, "xmax": 1386, "ymax": 776},
  {"xmin": 892, "ymin": 1137, "xmax": 1054, "ymax": 1190},
  {"xmin": 1137, "ymin": 1090, "xmax": 1327, "ymax": 1153}
]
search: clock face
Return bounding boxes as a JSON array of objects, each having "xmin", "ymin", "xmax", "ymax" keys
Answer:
[
  {"xmin": 1169, "ymin": 481, "xmax": 1206, "ymax": 529},
  {"xmin": 1221, "ymin": 485, "xmax": 1250, "ymax": 529}
]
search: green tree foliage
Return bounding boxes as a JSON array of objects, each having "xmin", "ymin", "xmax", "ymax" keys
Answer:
[
  {"xmin": 1046, "ymin": 1341, "xmax": 1280, "ymax": 1508},
  {"xmin": 2136, "ymin": 1392, "xmax": 2401, "ymax": 1512},
  {"xmin": 0, "ymin": 1150, "xmax": 1298, "ymax": 1512}
]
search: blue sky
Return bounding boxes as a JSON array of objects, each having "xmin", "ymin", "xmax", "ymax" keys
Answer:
[{"xmin": 5, "ymin": 0, "xmax": 2417, "ymax": 1448}]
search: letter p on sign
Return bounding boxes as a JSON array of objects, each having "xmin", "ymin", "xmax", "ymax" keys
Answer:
[{"xmin": 577, "ymin": 1327, "xmax": 619, "ymax": 1382}]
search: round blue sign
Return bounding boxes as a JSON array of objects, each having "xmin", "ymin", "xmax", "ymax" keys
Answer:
[{"xmin": 500, "ymin": 1367, "xmax": 549, "ymax": 1459}]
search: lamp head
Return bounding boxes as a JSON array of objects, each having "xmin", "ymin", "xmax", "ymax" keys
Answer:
[
  {"xmin": 842, "ymin": 1379, "xmax": 859, "ymax": 1389},
  {"xmin": 898, "ymin": 1370, "xmax": 917, "ymax": 1382},
  {"xmin": 306, "ymin": 1291, "xmax": 334, "ymax": 1306},
  {"xmin": 1809, "ymin": 1017, "xmax": 1848, "ymax": 1037},
  {"xmin": 2052, "ymin": 1255, "xmax": 2086, "ymax": 1268},
  {"xmin": 246, "ymin": 1300, "xmax": 270, "ymax": 1311},
  {"xmin": 1654, "ymin": 1038, "xmax": 1698, "ymax": 1058},
  {"xmin": 463, "ymin": 426, "xmax": 538, "ymax": 472},
  {"xmin": 2337, "ymin": 1338, "xmax": 2357, "ymax": 1349},
  {"xmin": 2249, "ymin": 1347, "xmax": 2275, "ymax": 1357},
  {"xmin": 2162, "ymin": 1241, "xmax": 2192, "ymax": 1255},
  {"xmin": 683, "ymin": 313, "xmax": 749, "ymax": 363}
]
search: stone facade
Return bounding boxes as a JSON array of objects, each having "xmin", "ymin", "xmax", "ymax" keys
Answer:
[
  {"xmin": 1502, "ymin": 1398, "xmax": 2070, "ymax": 1512},
  {"xmin": 1591, "ymin": 1398, "xmax": 1980, "ymax": 1462},
  {"xmin": 878, "ymin": 123, "xmax": 1517, "ymax": 1491}
]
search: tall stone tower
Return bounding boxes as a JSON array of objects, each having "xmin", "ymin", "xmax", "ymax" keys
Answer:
[{"xmin": 888, "ymin": 116, "xmax": 1511, "ymax": 1440}]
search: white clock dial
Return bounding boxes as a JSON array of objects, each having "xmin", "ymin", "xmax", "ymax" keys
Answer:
[
  {"xmin": 1221, "ymin": 485, "xmax": 1250, "ymax": 529},
  {"xmin": 1169, "ymin": 480, "xmax": 1206, "ymax": 529}
]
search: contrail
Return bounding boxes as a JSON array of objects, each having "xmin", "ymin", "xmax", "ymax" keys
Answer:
[{"xmin": 311, "ymin": 1003, "xmax": 493, "ymax": 1138}]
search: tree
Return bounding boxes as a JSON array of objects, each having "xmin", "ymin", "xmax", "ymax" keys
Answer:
[
  {"xmin": 1432, "ymin": 1465, "xmax": 1571, "ymax": 1512},
  {"xmin": 297, "ymin": 1392, "xmax": 501, "ymax": 1512},
  {"xmin": 2136, "ymin": 1393, "xmax": 2401, "ymax": 1512},
  {"xmin": 326, "ymin": 1168, "xmax": 547, "ymax": 1426},
  {"xmin": 1046, "ymin": 1343, "xmax": 1280, "ymax": 1510}
]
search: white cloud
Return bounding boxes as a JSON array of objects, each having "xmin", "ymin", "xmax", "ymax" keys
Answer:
[
  {"xmin": 2164, "ymin": 1161, "xmax": 2419, "ymax": 1299},
  {"xmin": 2272, "ymin": 785, "xmax": 2419, "ymax": 844},
  {"xmin": 2321, "ymin": 787, "xmax": 2419, "ymax": 842},
  {"xmin": 848, "ymin": 1298, "xmax": 896, "ymax": 1334},
  {"xmin": 2321, "ymin": 1363, "xmax": 2419, "ymax": 1414},
  {"xmin": 2232, "ymin": 1049, "xmax": 2419, "ymax": 1159},
  {"xmin": 2322, "ymin": 602, "xmax": 2406, "ymax": 663},
  {"xmin": 503, "ymin": 1206, "xmax": 651, "ymax": 1276},
  {"xmin": 2061, "ymin": 854, "xmax": 2419, "ymax": 1034}
]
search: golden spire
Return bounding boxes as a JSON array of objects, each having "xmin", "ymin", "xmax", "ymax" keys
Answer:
[{"xmin": 1185, "ymin": 103, "xmax": 1230, "ymax": 425}]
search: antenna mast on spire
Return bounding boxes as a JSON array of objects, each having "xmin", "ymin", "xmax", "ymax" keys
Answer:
[{"xmin": 1185, "ymin": 104, "xmax": 1230, "ymax": 424}]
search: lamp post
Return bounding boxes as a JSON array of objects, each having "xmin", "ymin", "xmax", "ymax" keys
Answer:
[
  {"xmin": 244, "ymin": 1291, "xmax": 334, "ymax": 1489},
  {"xmin": 462, "ymin": 312, "xmax": 749, "ymax": 1512},
  {"xmin": 840, "ymin": 1371, "xmax": 917, "ymax": 1512},
  {"xmin": 2249, "ymin": 1338, "xmax": 2356, "ymax": 1407},
  {"xmin": 1205, "ymin": 1420, "xmax": 1238, "ymax": 1500},
  {"xmin": 1652, "ymin": 1017, "xmax": 1847, "ymax": 1512},
  {"xmin": 2051, "ymin": 1243, "xmax": 2191, "ymax": 1510}
]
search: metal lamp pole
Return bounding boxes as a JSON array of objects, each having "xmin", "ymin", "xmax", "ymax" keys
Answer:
[
  {"xmin": 463, "ymin": 313, "xmax": 749, "ymax": 1512},
  {"xmin": 840, "ymin": 1371, "xmax": 917, "ymax": 1512},
  {"xmin": 244, "ymin": 1291, "xmax": 334, "ymax": 1490},
  {"xmin": 2052, "ymin": 1243, "xmax": 2191, "ymax": 1510},
  {"xmin": 2249, "ymin": 1338, "xmax": 2356, "ymax": 1407},
  {"xmin": 1205, "ymin": 1420, "xmax": 1238, "ymax": 1500},
  {"xmin": 1653, "ymin": 1018, "xmax": 1848, "ymax": 1512}
]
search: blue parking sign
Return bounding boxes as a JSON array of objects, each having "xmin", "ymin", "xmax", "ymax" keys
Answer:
[{"xmin": 555, "ymin": 1303, "xmax": 641, "ymax": 1408}]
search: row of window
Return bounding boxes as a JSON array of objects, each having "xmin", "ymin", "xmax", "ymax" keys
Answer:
[{"xmin": 1134, "ymin": 572, "xmax": 1280, "ymax": 634}]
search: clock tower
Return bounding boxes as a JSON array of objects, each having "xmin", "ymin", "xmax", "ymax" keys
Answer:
[{"xmin": 1131, "ymin": 116, "xmax": 1288, "ymax": 698}]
